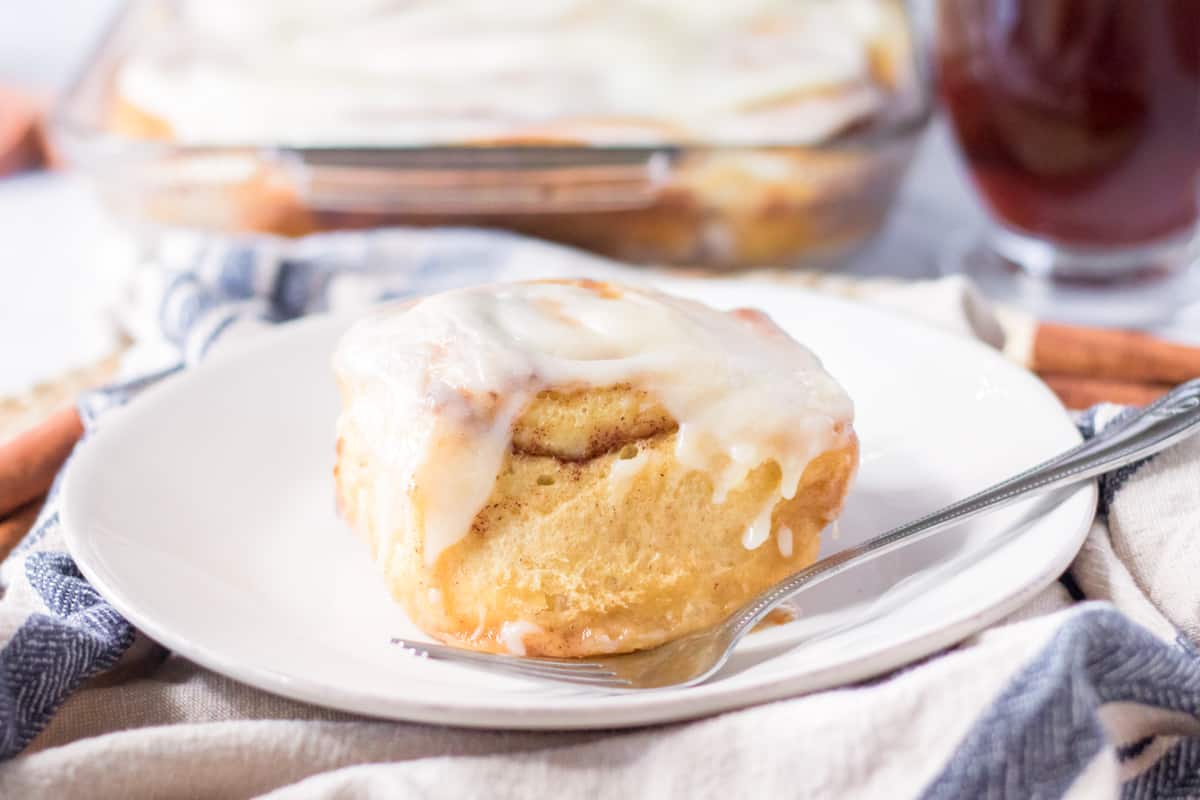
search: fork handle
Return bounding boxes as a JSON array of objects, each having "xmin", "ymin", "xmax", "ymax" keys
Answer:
[{"xmin": 729, "ymin": 378, "xmax": 1200, "ymax": 636}]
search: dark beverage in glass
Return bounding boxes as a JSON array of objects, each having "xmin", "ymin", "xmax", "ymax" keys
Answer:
[{"xmin": 936, "ymin": 0, "xmax": 1200, "ymax": 291}]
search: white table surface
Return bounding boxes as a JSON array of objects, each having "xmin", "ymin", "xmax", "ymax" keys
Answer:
[{"xmin": 1, "ymin": 2, "xmax": 1197, "ymax": 396}]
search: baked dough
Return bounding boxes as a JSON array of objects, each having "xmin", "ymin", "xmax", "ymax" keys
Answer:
[{"xmin": 334, "ymin": 280, "xmax": 857, "ymax": 656}]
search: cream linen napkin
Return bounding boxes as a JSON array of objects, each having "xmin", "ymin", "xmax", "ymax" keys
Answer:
[{"xmin": 1, "ymin": 229, "xmax": 1195, "ymax": 799}]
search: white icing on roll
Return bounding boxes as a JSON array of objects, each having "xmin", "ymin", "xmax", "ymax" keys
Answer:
[
  {"xmin": 117, "ymin": 0, "xmax": 901, "ymax": 146},
  {"xmin": 334, "ymin": 281, "xmax": 853, "ymax": 567},
  {"xmin": 607, "ymin": 447, "xmax": 649, "ymax": 503},
  {"xmin": 500, "ymin": 621, "xmax": 543, "ymax": 656},
  {"xmin": 742, "ymin": 500, "xmax": 777, "ymax": 550},
  {"xmin": 777, "ymin": 525, "xmax": 795, "ymax": 558}
]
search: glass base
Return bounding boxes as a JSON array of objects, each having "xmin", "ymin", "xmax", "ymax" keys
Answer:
[{"xmin": 940, "ymin": 227, "xmax": 1200, "ymax": 327}]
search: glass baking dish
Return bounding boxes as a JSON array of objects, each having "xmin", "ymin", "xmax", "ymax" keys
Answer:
[{"xmin": 56, "ymin": 0, "xmax": 932, "ymax": 271}]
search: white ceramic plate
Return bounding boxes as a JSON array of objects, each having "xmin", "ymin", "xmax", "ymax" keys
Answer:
[{"xmin": 62, "ymin": 278, "xmax": 1095, "ymax": 729}]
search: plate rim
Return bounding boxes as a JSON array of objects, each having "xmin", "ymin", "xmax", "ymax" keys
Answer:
[{"xmin": 61, "ymin": 279, "xmax": 1097, "ymax": 729}]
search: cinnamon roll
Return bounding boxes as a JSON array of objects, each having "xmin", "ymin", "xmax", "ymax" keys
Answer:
[
  {"xmin": 104, "ymin": 1, "xmax": 916, "ymax": 269},
  {"xmin": 333, "ymin": 280, "xmax": 857, "ymax": 657}
]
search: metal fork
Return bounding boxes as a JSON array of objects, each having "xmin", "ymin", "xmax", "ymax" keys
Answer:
[{"xmin": 392, "ymin": 379, "xmax": 1200, "ymax": 691}]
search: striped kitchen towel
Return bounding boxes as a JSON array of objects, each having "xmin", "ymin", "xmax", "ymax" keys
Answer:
[{"xmin": 1, "ymin": 228, "xmax": 1198, "ymax": 799}]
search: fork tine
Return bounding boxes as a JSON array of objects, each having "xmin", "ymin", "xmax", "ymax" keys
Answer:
[
  {"xmin": 494, "ymin": 656, "xmax": 612, "ymax": 668},
  {"xmin": 399, "ymin": 646, "xmax": 623, "ymax": 680},
  {"xmin": 391, "ymin": 639, "xmax": 614, "ymax": 672},
  {"xmin": 391, "ymin": 639, "xmax": 630, "ymax": 686},
  {"xmin": 427, "ymin": 655, "xmax": 628, "ymax": 686},
  {"xmin": 494, "ymin": 662, "xmax": 621, "ymax": 679},
  {"xmin": 500, "ymin": 668, "xmax": 630, "ymax": 687}
]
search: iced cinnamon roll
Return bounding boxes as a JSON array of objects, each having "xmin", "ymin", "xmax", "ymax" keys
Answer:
[
  {"xmin": 112, "ymin": 0, "xmax": 907, "ymax": 146},
  {"xmin": 333, "ymin": 280, "xmax": 857, "ymax": 657},
  {"xmin": 104, "ymin": 1, "xmax": 917, "ymax": 268}
]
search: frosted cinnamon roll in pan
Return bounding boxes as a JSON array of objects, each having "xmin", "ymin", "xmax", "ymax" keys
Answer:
[
  {"xmin": 333, "ymin": 281, "xmax": 857, "ymax": 657},
  {"xmin": 113, "ymin": 0, "xmax": 907, "ymax": 147}
]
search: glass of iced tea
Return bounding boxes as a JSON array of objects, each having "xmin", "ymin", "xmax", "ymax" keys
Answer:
[{"xmin": 936, "ymin": 0, "xmax": 1200, "ymax": 323}]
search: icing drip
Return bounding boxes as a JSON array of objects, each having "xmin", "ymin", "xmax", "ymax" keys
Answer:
[
  {"xmin": 500, "ymin": 621, "xmax": 543, "ymax": 656},
  {"xmin": 334, "ymin": 281, "xmax": 853, "ymax": 566},
  {"xmin": 742, "ymin": 500, "xmax": 777, "ymax": 550},
  {"xmin": 607, "ymin": 448, "xmax": 649, "ymax": 503},
  {"xmin": 777, "ymin": 525, "xmax": 795, "ymax": 558}
]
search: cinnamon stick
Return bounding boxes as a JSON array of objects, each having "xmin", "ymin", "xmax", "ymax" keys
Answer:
[
  {"xmin": 1033, "ymin": 323, "xmax": 1200, "ymax": 385},
  {"xmin": 1040, "ymin": 373, "xmax": 1170, "ymax": 410},
  {"xmin": 0, "ymin": 495, "xmax": 43, "ymax": 561},
  {"xmin": 0, "ymin": 85, "xmax": 54, "ymax": 176},
  {"xmin": 0, "ymin": 406, "xmax": 83, "ymax": 519}
]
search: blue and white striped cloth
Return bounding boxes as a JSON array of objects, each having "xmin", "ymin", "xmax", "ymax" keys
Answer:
[{"xmin": 1, "ymin": 228, "xmax": 1199, "ymax": 799}]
